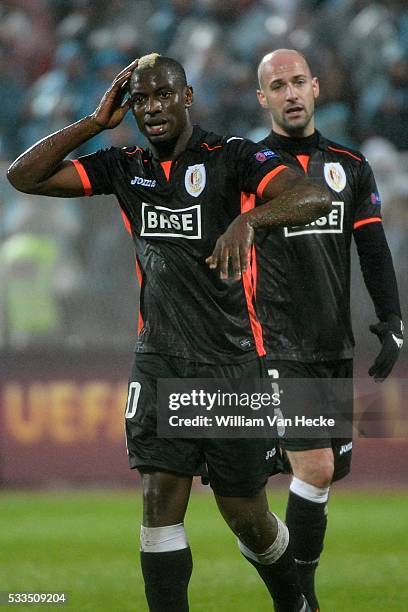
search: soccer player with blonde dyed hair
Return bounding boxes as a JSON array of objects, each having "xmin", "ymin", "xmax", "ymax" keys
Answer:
[{"xmin": 8, "ymin": 52, "xmax": 333, "ymax": 611}]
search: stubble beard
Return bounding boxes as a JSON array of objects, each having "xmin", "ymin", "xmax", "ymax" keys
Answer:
[{"xmin": 274, "ymin": 107, "xmax": 314, "ymax": 138}]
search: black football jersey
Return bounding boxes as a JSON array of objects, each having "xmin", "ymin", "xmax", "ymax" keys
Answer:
[
  {"xmin": 73, "ymin": 126, "xmax": 287, "ymax": 363},
  {"xmin": 254, "ymin": 130, "xmax": 383, "ymax": 362}
]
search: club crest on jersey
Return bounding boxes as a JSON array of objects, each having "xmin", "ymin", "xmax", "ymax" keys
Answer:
[
  {"xmin": 324, "ymin": 162, "xmax": 346, "ymax": 193},
  {"xmin": 185, "ymin": 164, "xmax": 206, "ymax": 198}
]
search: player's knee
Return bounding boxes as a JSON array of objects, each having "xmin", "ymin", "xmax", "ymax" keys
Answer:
[
  {"xmin": 226, "ymin": 511, "xmax": 274, "ymax": 552},
  {"xmin": 142, "ymin": 472, "xmax": 191, "ymax": 526},
  {"xmin": 295, "ymin": 459, "xmax": 334, "ymax": 489},
  {"xmin": 291, "ymin": 454, "xmax": 334, "ymax": 488},
  {"xmin": 238, "ymin": 514, "xmax": 288, "ymax": 561},
  {"xmin": 303, "ymin": 461, "xmax": 333, "ymax": 488}
]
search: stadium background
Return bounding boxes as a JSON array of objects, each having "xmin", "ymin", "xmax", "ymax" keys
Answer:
[{"xmin": 0, "ymin": 1, "xmax": 407, "ymax": 610}]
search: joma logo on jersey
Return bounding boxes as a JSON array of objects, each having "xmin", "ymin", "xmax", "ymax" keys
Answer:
[
  {"xmin": 265, "ymin": 448, "xmax": 276, "ymax": 460},
  {"xmin": 284, "ymin": 201, "xmax": 344, "ymax": 237},
  {"xmin": 130, "ymin": 176, "xmax": 156, "ymax": 187},
  {"xmin": 339, "ymin": 441, "xmax": 352, "ymax": 455},
  {"xmin": 141, "ymin": 203, "xmax": 202, "ymax": 239}
]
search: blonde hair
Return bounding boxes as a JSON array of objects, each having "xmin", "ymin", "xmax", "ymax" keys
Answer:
[
  {"xmin": 132, "ymin": 54, "xmax": 188, "ymax": 87},
  {"xmin": 138, "ymin": 53, "xmax": 161, "ymax": 70}
]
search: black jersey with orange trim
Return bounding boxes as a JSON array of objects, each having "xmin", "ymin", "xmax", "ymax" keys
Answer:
[
  {"xmin": 73, "ymin": 125, "xmax": 287, "ymax": 363},
  {"xmin": 254, "ymin": 130, "xmax": 383, "ymax": 362}
]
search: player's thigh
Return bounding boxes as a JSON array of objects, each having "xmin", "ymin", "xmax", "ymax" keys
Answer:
[
  {"xmin": 284, "ymin": 437, "xmax": 354, "ymax": 485},
  {"xmin": 141, "ymin": 470, "xmax": 193, "ymax": 526},
  {"xmin": 200, "ymin": 357, "xmax": 279, "ymax": 497},
  {"xmin": 125, "ymin": 353, "xmax": 206, "ymax": 478},
  {"xmin": 205, "ymin": 437, "xmax": 278, "ymax": 497},
  {"xmin": 267, "ymin": 358, "xmax": 353, "ymax": 484},
  {"xmin": 281, "ymin": 437, "xmax": 352, "ymax": 484},
  {"xmin": 286, "ymin": 446, "xmax": 334, "ymax": 487}
]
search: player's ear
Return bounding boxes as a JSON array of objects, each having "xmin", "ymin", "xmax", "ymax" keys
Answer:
[
  {"xmin": 256, "ymin": 88, "xmax": 268, "ymax": 109},
  {"xmin": 312, "ymin": 77, "xmax": 319, "ymax": 101},
  {"xmin": 185, "ymin": 85, "xmax": 193, "ymax": 108}
]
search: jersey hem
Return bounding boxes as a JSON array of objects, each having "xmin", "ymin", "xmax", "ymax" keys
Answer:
[
  {"xmin": 134, "ymin": 345, "xmax": 260, "ymax": 365},
  {"xmin": 129, "ymin": 459, "xmax": 205, "ymax": 476},
  {"xmin": 264, "ymin": 348, "xmax": 354, "ymax": 362}
]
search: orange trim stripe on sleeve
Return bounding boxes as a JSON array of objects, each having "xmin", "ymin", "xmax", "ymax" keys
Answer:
[
  {"xmin": 327, "ymin": 146, "xmax": 363, "ymax": 162},
  {"xmin": 256, "ymin": 165, "xmax": 288, "ymax": 199},
  {"xmin": 240, "ymin": 193, "xmax": 265, "ymax": 357},
  {"xmin": 72, "ymin": 159, "xmax": 92, "ymax": 196},
  {"xmin": 353, "ymin": 217, "xmax": 382, "ymax": 230}
]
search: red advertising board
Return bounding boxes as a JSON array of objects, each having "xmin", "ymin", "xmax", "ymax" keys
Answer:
[
  {"xmin": 1, "ymin": 350, "xmax": 407, "ymax": 488},
  {"xmin": 0, "ymin": 350, "xmax": 134, "ymax": 487}
]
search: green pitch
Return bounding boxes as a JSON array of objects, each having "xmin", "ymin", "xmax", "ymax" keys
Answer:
[{"xmin": 0, "ymin": 489, "xmax": 407, "ymax": 611}]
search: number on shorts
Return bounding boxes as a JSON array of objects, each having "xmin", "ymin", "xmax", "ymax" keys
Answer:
[
  {"xmin": 125, "ymin": 382, "xmax": 141, "ymax": 418},
  {"xmin": 267, "ymin": 368, "xmax": 280, "ymax": 395},
  {"xmin": 267, "ymin": 368, "xmax": 285, "ymax": 437}
]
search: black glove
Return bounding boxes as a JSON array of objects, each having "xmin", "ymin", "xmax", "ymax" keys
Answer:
[{"xmin": 368, "ymin": 314, "xmax": 404, "ymax": 382}]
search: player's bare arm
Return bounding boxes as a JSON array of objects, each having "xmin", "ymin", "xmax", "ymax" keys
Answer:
[
  {"xmin": 7, "ymin": 59, "xmax": 138, "ymax": 197},
  {"xmin": 206, "ymin": 167, "xmax": 331, "ymax": 279}
]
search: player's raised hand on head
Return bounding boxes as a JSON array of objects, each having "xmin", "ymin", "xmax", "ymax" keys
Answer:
[
  {"xmin": 91, "ymin": 59, "xmax": 139, "ymax": 130},
  {"xmin": 368, "ymin": 314, "xmax": 404, "ymax": 382},
  {"xmin": 206, "ymin": 215, "xmax": 254, "ymax": 280}
]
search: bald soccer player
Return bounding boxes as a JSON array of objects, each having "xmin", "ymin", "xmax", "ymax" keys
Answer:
[
  {"xmin": 252, "ymin": 49, "xmax": 403, "ymax": 610},
  {"xmin": 7, "ymin": 53, "xmax": 335, "ymax": 611}
]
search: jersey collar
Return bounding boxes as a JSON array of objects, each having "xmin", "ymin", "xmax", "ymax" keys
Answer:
[
  {"xmin": 263, "ymin": 130, "xmax": 321, "ymax": 154},
  {"xmin": 144, "ymin": 125, "xmax": 208, "ymax": 163},
  {"xmin": 186, "ymin": 125, "xmax": 211, "ymax": 151}
]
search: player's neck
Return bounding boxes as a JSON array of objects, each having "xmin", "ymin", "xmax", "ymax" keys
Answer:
[
  {"xmin": 150, "ymin": 123, "xmax": 194, "ymax": 161},
  {"xmin": 267, "ymin": 128, "xmax": 319, "ymax": 153},
  {"xmin": 272, "ymin": 122, "xmax": 315, "ymax": 140}
]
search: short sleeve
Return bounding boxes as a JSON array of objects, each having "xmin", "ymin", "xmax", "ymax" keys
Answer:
[
  {"xmin": 72, "ymin": 147, "xmax": 118, "ymax": 196},
  {"xmin": 225, "ymin": 138, "xmax": 288, "ymax": 197},
  {"xmin": 353, "ymin": 159, "xmax": 383, "ymax": 231}
]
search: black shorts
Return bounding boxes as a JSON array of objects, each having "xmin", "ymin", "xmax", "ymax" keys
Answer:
[
  {"xmin": 125, "ymin": 353, "xmax": 279, "ymax": 497},
  {"xmin": 265, "ymin": 359, "xmax": 353, "ymax": 482}
]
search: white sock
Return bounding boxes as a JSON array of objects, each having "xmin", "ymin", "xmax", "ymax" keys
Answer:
[{"xmin": 290, "ymin": 476, "xmax": 329, "ymax": 503}]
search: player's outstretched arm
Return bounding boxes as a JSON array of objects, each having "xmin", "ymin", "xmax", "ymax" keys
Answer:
[
  {"xmin": 206, "ymin": 168, "xmax": 331, "ymax": 279},
  {"xmin": 7, "ymin": 59, "xmax": 138, "ymax": 198}
]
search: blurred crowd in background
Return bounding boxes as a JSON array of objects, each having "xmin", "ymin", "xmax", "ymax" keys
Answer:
[{"xmin": 0, "ymin": 0, "xmax": 407, "ymax": 352}]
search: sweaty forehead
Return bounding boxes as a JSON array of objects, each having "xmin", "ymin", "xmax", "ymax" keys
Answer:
[
  {"xmin": 260, "ymin": 57, "xmax": 310, "ymax": 86},
  {"xmin": 130, "ymin": 64, "xmax": 179, "ymax": 93}
]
